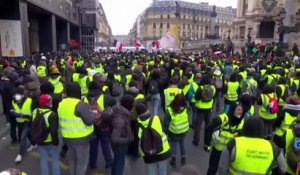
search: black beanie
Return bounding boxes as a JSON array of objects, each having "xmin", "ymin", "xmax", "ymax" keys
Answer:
[
  {"xmin": 40, "ymin": 82, "xmax": 54, "ymax": 94},
  {"xmin": 242, "ymin": 117, "xmax": 265, "ymax": 138},
  {"xmin": 135, "ymin": 103, "xmax": 148, "ymax": 116},
  {"xmin": 65, "ymin": 82, "xmax": 81, "ymax": 99},
  {"xmin": 120, "ymin": 95, "xmax": 135, "ymax": 111},
  {"xmin": 88, "ymin": 81, "xmax": 100, "ymax": 91}
]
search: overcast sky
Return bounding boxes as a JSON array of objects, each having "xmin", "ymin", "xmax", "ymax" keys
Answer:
[{"xmin": 99, "ymin": 0, "xmax": 237, "ymax": 35}]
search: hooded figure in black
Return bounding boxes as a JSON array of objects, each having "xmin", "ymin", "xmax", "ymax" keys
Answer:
[{"xmin": 205, "ymin": 102, "xmax": 245, "ymax": 175}]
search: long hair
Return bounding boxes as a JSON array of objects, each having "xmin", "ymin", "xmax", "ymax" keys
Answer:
[{"xmin": 170, "ymin": 94, "xmax": 187, "ymax": 113}]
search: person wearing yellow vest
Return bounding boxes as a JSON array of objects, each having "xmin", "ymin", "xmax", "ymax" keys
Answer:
[
  {"xmin": 218, "ymin": 117, "xmax": 287, "ymax": 175},
  {"xmin": 163, "ymin": 94, "xmax": 189, "ymax": 168},
  {"xmin": 239, "ymin": 94, "xmax": 255, "ymax": 118},
  {"xmin": 274, "ymin": 96, "xmax": 300, "ymax": 142},
  {"xmin": 48, "ymin": 66, "xmax": 64, "ymax": 95},
  {"xmin": 146, "ymin": 70, "xmax": 163, "ymax": 116},
  {"xmin": 257, "ymin": 84, "xmax": 278, "ymax": 138},
  {"xmin": 37, "ymin": 63, "xmax": 48, "ymax": 78},
  {"xmin": 33, "ymin": 94, "xmax": 60, "ymax": 175},
  {"xmin": 290, "ymin": 71, "xmax": 300, "ymax": 97},
  {"xmin": 275, "ymin": 77, "xmax": 289, "ymax": 112},
  {"xmin": 72, "ymin": 67, "xmax": 90, "ymax": 97},
  {"xmin": 163, "ymin": 78, "xmax": 183, "ymax": 112},
  {"xmin": 223, "ymin": 73, "xmax": 240, "ymax": 114},
  {"xmin": 111, "ymin": 95, "xmax": 135, "ymax": 175},
  {"xmin": 205, "ymin": 103, "xmax": 245, "ymax": 175},
  {"xmin": 83, "ymin": 81, "xmax": 116, "ymax": 169},
  {"xmin": 11, "ymin": 86, "xmax": 36, "ymax": 163},
  {"xmin": 57, "ymin": 82, "xmax": 99, "ymax": 175},
  {"xmin": 135, "ymin": 103, "xmax": 170, "ymax": 175},
  {"xmin": 192, "ymin": 75, "xmax": 216, "ymax": 147},
  {"xmin": 275, "ymin": 117, "xmax": 300, "ymax": 175}
]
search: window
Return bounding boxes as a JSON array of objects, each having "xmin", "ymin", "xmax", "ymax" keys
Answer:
[
  {"xmin": 159, "ymin": 30, "xmax": 163, "ymax": 37},
  {"xmin": 183, "ymin": 24, "xmax": 186, "ymax": 29},
  {"xmin": 188, "ymin": 24, "xmax": 190, "ymax": 29},
  {"xmin": 153, "ymin": 23, "xmax": 156, "ymax": 29},
  {"xmin": 160, "ymin": 15, "xmax": 163, "ymax": 19},
  {"xmin": 183, "ymin": 15, "xmax": 186, "ymax": 19},
  {"xmin": 160, "ymin": 23, "xmax": 163, "ymax": 29},
  {"xmin": 167, "ymin": 14, "xmax": 170, "ymax": 19},
  {"xmin": 167, "ymin": 23, "xmax": 170, "ymax": 29},
  {"xmin": 197, "ymin": 25, "xmax": 199, "ymax": 30}
]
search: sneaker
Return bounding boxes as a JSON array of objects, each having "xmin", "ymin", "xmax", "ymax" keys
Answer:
[
  {"xmin": 15, "ymin": 154, "xmax": 22, "ymax": 163},
  {"xmin": 27, "ymin": 145, "xmax": 37, "ymax": 152}
]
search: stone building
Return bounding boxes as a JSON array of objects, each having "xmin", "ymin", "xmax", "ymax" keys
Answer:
[
  {"xmin": 234, "ymin": 0, "xmax": 300, "ymax": 47},
  {"xmin": 129, "ymin": 0, "xmax": 236, "ymax": 49}
]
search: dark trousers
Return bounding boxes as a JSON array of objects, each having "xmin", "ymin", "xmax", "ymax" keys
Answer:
[
  {"xmin": 89, "ymin": 133, "xmax": 113, "ymax": 167},
  {"xmin": 193, "ymin": 109, "xmax": 212, "ymax": 144},
  {"xmin": 206, "ymin": 147, "xmax": 222, "ymax": 175},
  {"xmin": 9, "ymin": 114, "xmax": 19, "ymax": 142},
  {"xmin": 128, "ymin": 120, "xmax": 139, "ymax": 157},
  {"xmin": 111, "ymin": 145, "xmax": 128, "ymax": 175}
]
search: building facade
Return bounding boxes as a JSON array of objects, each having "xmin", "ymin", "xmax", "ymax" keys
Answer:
[
  {"xmin": 97, "ymin": 3, "xmax": 112, "ymax": 48},
  {"xmin": 113, "ymin": 35, "xmax": 131, "ymax": 46},
  {"xmin": 234, "ymin": 0, "xmax": 300, "ymax": 47},
  {"xmin": 129, "ymin": 0, "xmax": 236, "ymax": 49}
]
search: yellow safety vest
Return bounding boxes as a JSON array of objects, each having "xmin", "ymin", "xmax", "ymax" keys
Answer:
[
  {"xmin": 195, "ymin": 85, "xmax": 216, "ymax": 109},
  {"xmin": 83, "ymin": 94, "xmax": 105, "ymax": 111},
  {"xmin": 225, "ymin": 82, "xmax": 239, "ymax": 101},
  {"xmin": 245, "ymin": 105, "xmax": 255, "ymax": 118},
  {"xmin": 58, "ymin": 98, "xmax": 94, "ymax": 139},
  {"xmin": 214, "ymin": 113, "xmax": 244, "ymax": 151},
  {"xmin": 260, "ymin": 69, "xmax": 267, "ymax": 77},
  {"xmin": 167, "ymin": 107, "xmax": 189, "ymax": 134},
  {"xmin": 164, "ymin": 87, "xmax": 182, "ymax": 109},
  {"xmin": 285, "ymin": 129, "xmax": 296, "ymax": 175},
  {"xmin": 32, "ymin": 108, "xmax": 53, "ymax": 143},
  {"xmin": 11, "ymin": 98, "xmax": 32, "ymax": 123},
  {"xmin": 125, "ymin": 74, "xmax": 132, "ymax": 91},
  {"xmin": 37, "ymin": 65, "xmax": 47, "ymax": 77},
  {"xmin": 277, "ymin": 84, "xmax": 287, "ymax": 106},
  {"xmin": 78, "ymin": 76, "xmax": 89, "ymax": 96},
  {"xmin": 138, "ymin": 115, "xmax": 170, "ymax": 156},
  {"xmin": 49, "ymin": 76, "xmax": 64, "ymax": 94},
  {"xmin": 72, "ymin": 73, "xmax": 80, "ymax": 82},
  {"xmin": 187, "ymin": 74, "xmax": 195, "ymax": 83},
  {"xmin": 259, "ymin": 93, "xmax": 277, "ymax": 120},
  {"xmin": 239, "ymin": 71, "xmax": 247, "ymax": 81},
  {"xmin": 275, "ymin": 112, "xmax": 296, "ymax": 137},
  {"xmin": 171, "ymin": 69, "xmax": 183, "ymax": 79},
  {"xmin": 229, "ymin": 137, "xmax": 274, "ymax": 175},
  {"xmin": 114, "ymin": 74, "xmax": 122, "ymax": 83},
  {"xmin": 135, "ymin": 94, "xmax": 145, "ymax": 100},
  {"xmin": 182, "ymin": 82, "xmax": 198, "ymax": 96},
  {"xmin": 95, "ymin": 65, "xmax": 104, "ymax": 74}
]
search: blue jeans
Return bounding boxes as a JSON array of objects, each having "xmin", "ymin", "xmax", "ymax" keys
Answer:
[
  {"xmin": 111, "ymin": 145, "xmax": 128, "ymax": 175},
  {"xmin": 170, "ymin": 137, "xmax": 186, "ymax": 157},
  {"xmin": 151, "ymin": 93, "xmax": 160, "ymax": 116},
  {"xmin": 19, "ymin": 122, "xmax": 30, "ymax": 155},
  {"xmin": 146, "ymin": 159, "xmax": 167, "ymax": 175},
  {"xmin": 38, "ymin": 145, "xmax": 60, "ymax": 175},
  {"xmin": 89, "ymin": 133, "xmax": 113, "ymax": 167}
]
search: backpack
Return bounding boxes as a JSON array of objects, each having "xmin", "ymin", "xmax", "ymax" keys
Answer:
[
  {"xmin": 266, "ymin": 94, "xmax": 278, "ymax": 114},
  {"xmin": 140, "ymin": 117, "xmax": 163, "ymax": 156},
  {"xmin": 286, "ymin": 137, "xmax": 300, "ymax": 172},
  {"xmin": 186, "ymin": 83, "xmax": 195, "ymax": 102},
  {"xmin": 201, "ymin": 85, "xmax": 214, "ymax": 102},
  {"xmin": 30, "ymin": 109, "xmax": 51, "ymax": 144},
  {"xmin": 215, "ymin": 76, "xmax": 223, "ymax": 89},
  {"xmin": 149, "ymin": 80, "xmax": 159, "ymax": 94},
  {"xmin": 111, "ymin": 80, "xmax": 122, "ymax": 97}
]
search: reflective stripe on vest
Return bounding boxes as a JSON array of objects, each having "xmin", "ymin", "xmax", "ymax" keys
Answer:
[
  {"xmin": 259, "ymin": 93, "xmax": 277, "ymax": 120},
  {"xmin": 214, "ymin": 113, "xmax": 244, "ymax": 151},
  {"xmin": 11, "ymin": 98, "xmax": 32, "ymax": 123},
  {"xmin": 225, "ymin": 82, "xmax": 239, "ymax": 101},
  {"xmin": 275, "ymin": 112, "xmax": 296, "ymax": 137},
  {"xmin": 137, "ymin": 115, "xmax": 170, "ymax": 156},
  {"xmin": 32, "ymin": 109, "xmax": 52, "ymax": 143},
  {"xmin": 37, "ymin": 66, "xmax": 47, "ymax": 77},
  {"xmin": 58, "ymin": 98, "xmax": 94, "ymax": 138},
  {"xmin": 164, "ymin": 87, "xmax": 182, "ymax": 109},
  {"xmin": 49, "ymin": 76, "xmax": 64, "ymax": 94},
  {"xmin": 229, "ymin": 137, "xmax": 274, "ymax": 175},
  {"xmin": 167, "ymin": 107, "xmax": 189, "ymax": 134}
]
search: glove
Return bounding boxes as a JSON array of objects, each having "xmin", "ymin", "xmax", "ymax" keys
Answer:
[{"xmin": 204, "ymin": 145, "xmax": 211, "ymax": 152}]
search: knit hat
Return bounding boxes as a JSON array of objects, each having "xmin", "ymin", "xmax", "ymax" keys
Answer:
[
  {"xmin": 120, "ymin": 95, "xmax": 135, "ymax": 111},
  {"xmin": 135, "ymin": 103, "xmax": 150, "ymax": 120},
  {"xmin": 242, "ymin": 117, "xmax": 265, "ymax": 138},
  {"xmin": 40, "ymin": 82, "xmax": 54, "ymax": 94},
  {"xmin": 65, "ymin": 82, "xmax": 81, "ymax": 99},
  {"xmin": 39, "ymin": 94, "xmax": 52, "ymax": 107},
  {"xmin": 50, "ymin": 65, "xmax": 60, "ymax": 74}
]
